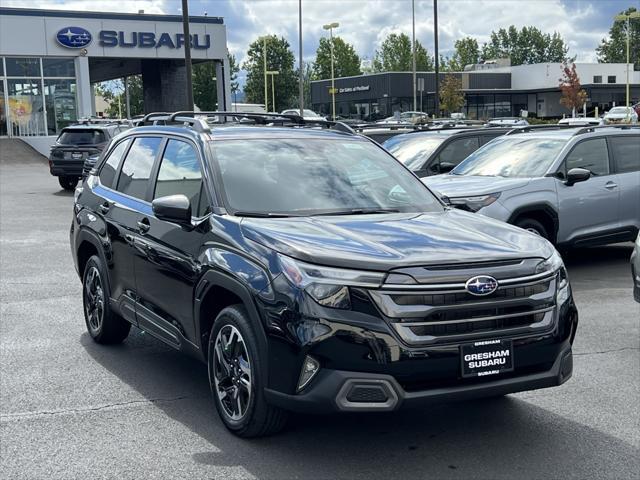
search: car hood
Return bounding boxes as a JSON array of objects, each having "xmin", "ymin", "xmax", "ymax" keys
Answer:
[
  {"xmin": 240, "ymin": 209, "xmax": 552, "ymax": 271},
  {"xmin": 423, "ymin": 174, "xmax": 531, "ymax": 198}
]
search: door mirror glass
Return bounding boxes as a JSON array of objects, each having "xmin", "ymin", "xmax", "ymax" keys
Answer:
[
  {"xmin": 152, "ymin": 194, "xmax": 192, "ymax": 223},
  {"xmin": 439, "ymin": 161, "xmax": 457, "ymax": 173},
  {"xmin": 565, "ymin": 167, "xmax": 591, "ymax": 186}
]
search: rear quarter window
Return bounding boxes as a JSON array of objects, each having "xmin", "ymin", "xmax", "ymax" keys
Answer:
[
  {"xmin": 99, "ymin": 139, "xmax": 131, "ymax": 188},
  {"xmin": 609, "ymin": 136, "xmax": 640, "ymax": 173}
]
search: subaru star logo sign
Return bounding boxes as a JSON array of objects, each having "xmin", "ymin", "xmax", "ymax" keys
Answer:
[
  {"xmin": 465, "ymin": 275, "xmax": 499, "ymax": 296},
  {"xmin": 56, "ymin": 27, "xmax": 92, "ymax": 49}
]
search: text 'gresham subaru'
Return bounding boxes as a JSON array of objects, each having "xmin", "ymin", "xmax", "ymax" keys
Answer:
[{"xmin": 71, "ymin": 112, "xmax": 578, "ymax": 437}]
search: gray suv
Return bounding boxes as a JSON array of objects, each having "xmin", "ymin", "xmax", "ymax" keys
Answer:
[{"xmin": 424, "ymin": 126, "xmax": 640, "ymax": 247}]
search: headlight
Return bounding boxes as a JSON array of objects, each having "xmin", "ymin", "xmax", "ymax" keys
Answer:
[
  {"xmin": 74, "ymin": 186, "xmax": 83, "ymax": 204},
  {"xmin": 448, "ymin": 192, "xmax": 501, "ymax": 212},
  {"xmin": 278, "ymin": 255, "xmax": 384, "ymax": 309},
  {"xmin": 536, "ymin": 249, "xmax": 568, "ymax": 290}
]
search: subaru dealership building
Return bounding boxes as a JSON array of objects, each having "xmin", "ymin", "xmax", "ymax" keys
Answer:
[{"xmin": 0, "ymin": 7, "xmax": 230, "ymax": 137}]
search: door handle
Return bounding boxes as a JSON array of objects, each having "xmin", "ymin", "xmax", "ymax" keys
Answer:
[
  {"xmin": 604, "ymin": 182, "xmax": 618, "ymax": 190},
  {"xmin": 137, "ymin": 218, "xmax": 150, "ymax": 233},
  {"xmin": 99, "ymin": 201, "xmax": 111, "ymax": 214}
]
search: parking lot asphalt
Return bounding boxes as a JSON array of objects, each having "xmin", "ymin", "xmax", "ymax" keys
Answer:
[{"xmin": 1, "ymin": 138, "xmax": 638, "ymax": 480}]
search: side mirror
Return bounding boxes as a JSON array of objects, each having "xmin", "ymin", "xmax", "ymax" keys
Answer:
[
  {"xmin": 565, "ymin": 167, "xmax": 591, "ymax": 186},
  {"xmin": 152, "ymin": 194, "xmax": 192, "ymax": 224},
  {"xmin": 439, "ymin": 161, "xmax": 456, "ymax": 173}
]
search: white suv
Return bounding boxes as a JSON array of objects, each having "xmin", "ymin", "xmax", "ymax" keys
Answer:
[{"xmin": 423, "ymin": 125, "xmax": 640, "ymax": 247}]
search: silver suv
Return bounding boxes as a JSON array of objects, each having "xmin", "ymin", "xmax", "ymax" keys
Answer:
[{"xmin": 423, "ymin": 125, "xmax": 640, "ymax": 247}]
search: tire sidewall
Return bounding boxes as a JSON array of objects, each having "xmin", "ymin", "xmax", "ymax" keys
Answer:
[
  {"xmin": 208, "ymin": 306, "xmax": 263, "ymax": 433},
  {"xmin": 82, "ymin": 255, "xmax": 110, "ymax": 340},
  {"xmin": 59, "ymin": 176, "xmax": 79, "ymax": 191},
  {"xmin": 516, "ymin": 218, "xmax": 548, "ymax": 239}
]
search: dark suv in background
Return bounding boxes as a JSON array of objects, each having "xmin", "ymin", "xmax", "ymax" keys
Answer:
[
  {"xmin": 383, "ymin": 127, "xmax": 510, "ymax": 177},
  {"xmin": 50, "ymin": 120, "xmax": 129, "ymax": 190},
  {"xmin": 71, "ymin": 112, "xmax": 578, "ymax": 437}
]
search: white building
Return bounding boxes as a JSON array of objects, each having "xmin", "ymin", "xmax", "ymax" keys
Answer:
[{"xmin": 0, "ymin": 7, "xmax": 231, "ymax": 137}]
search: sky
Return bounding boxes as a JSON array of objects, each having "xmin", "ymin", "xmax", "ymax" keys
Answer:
[{"xmin": 2, "ymin": 0, "xmax": 637, "ymax": 87}]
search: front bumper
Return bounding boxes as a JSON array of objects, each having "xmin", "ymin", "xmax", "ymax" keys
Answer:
[{"xmin": 265, "ymin": 343, "xmax": 573, "ymax": 413}]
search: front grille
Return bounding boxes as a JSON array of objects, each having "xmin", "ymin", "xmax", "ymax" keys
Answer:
[{"xmin": 369, "ymin": 269, "xmax": 558, "ymax": 345}]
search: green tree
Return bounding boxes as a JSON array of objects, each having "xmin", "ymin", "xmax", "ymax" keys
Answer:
[
  {"xmin": 228, "ymin": 53, "xmax": 240, "ymax": 98},
  {"xmin": 446, "ymin": 37, "xmax": 480, "ymax": 71},
  {"xmin": 596, "ymin": 7, "xmax": 640, "ymax": 70},
  {"xmin": 439, "ymin": 75, "xmax": 465, "ymax": 114},
  {"xmin": 373, "ymin": 33, "xmax": 434, "ymax": 72},
  {"xmin": 95, "ymin": 75, "xmax": 143, "ymax": 118},
  {"xmin": 243, "ymin": 35, "xmax": 298, "ymax": 111},
  {"xmin": 312, "ymin": 36, "xmax": 361, "ymax": 80},
  {"xmin": 480, "ymin": 26, "xmax": 569, "ymax": 65},
  {"xmin": 192, "ymin": 62, "xmax": 217, "ymax": 110}
]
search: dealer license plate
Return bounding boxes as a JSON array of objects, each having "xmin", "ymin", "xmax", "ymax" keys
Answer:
[
  {"xmin": 71, "ymin": 152, "xmax": 83, "ymax": 160},
  {"xmin": 461, "ymin": 339, "xmax": 513, "ymax": 378}
]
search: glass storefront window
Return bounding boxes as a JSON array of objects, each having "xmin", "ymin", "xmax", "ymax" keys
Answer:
[
  {"xmin": 495, "ymin": 94, "xmax": 511, "ymax": 118},
  {"xmin": 5, "ymin": 58, "xmax": 41, "ymax": 77},
  {"xmin": 7, "ymin": 79, "xmax": 46, "ymax": 136},
  {"xmin": 43, "ymin": 58, "xmax": 75, "ymax": 78},
  {"xmin": 44, "ymin": 79, "xmax": 77, "ymax": 135},
  {"xmin": 0, "ymin": 81, "xmax": 7, "ymax": 136}
]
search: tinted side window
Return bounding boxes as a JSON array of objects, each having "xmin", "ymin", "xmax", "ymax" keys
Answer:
[
  {"xmin": 438, "ymin": 136, "xmax": 480, "ymax": 167},
  {"xmin": 116, "ymin": 137, "xmax": 162, "ymax": 200},
  {"xmin": 609, "ymin": 136, "xmax": 640, "ymax": 173},
  {"xmin": 565, "ymin": 138, "xmax": 610, "ymax": 176},
  {"xmin": 99, "ymin": 139, "xmax": 130, "ymax": 188},
  {"xmin": 154, "ymin": 139, "xmax": 207, "ymax": 216}
]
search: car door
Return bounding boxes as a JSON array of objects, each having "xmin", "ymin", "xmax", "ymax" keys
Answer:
[
  {"xmin": 132, "ymin": 137, "xmax": 211, "ymax": 348},
  {"xmin": 556, "ymin": 137, "xmax": 620, "ymax": 243},
  {"xmin": 608, "ymin": 135, "xmax": 640, "ymax": 232},
  {"xmin": 107, "ymin": 135, "xmax": 164, "ymax": 322},
  {"xmin": 425, "ymin": 135, "xmax": 480, "ymax": 175},
  {"xmin": 92, "ymin": 137, "xmax": 139, "ymax": 323}
]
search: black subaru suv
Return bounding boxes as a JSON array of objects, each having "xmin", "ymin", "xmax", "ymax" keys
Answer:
[
  {"xmin": 71, "ymin": 112, "xmax": 578, "ymax": 437},
  {"xmin": 50, "ymin": 121, "xmax": 129, "ymax": 190}
]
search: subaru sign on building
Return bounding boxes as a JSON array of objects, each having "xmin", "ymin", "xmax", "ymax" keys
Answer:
[{"xmin": 0, "ymin": 7, "xmax": 230, "ymax": 137}]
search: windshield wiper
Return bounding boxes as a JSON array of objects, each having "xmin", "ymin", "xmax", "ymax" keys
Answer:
[
  {"xmin": 233, "ymin": 211, "xmax": 292, "ymax": 218},
  {"xmin": 311, "ymin": 208, "xmax": 401, "ymax": 216}
]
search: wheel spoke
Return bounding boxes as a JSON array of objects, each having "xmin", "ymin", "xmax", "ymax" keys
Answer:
[{"xmin": 215, "ymin": 342, "xmax": 231, "ymax": 377}]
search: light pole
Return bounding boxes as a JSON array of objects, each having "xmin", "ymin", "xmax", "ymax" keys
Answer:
[
  {"xmin": 263, "ymin": 36, "xmax": 269, "ymax": 111},
  {"xmin": 298, "ymin": 0, "xmax": 304, "ymax": 116},
  {"xmin": 267, "ymin": 70, "xmax": 279, "ymax": 112},
  {"xmin": 614, "ymin": 11, "xmax": 640, "ymax": 120},
  {"xmin": 412, "ymin": 0, "xmax": 417, "ymax": 111},
  {"xmin": 181, "ymin": 0, "xmax": 194, "ymax": 111},
  {"xmin": 433, "ymin": 0, "xmax": 440, "ymax": 117},
  {"xmin": 323, "ymin": 22, "xmax": 339, "ymax": 120}
]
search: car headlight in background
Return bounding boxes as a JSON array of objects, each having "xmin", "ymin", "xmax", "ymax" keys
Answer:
[
  {"xmin": 278, "ymin": 254, "xmax": 384, "ymax": 309},
  {"xmin": 448, "ymin": 192, "xmax": 501, "ymax": 212}
]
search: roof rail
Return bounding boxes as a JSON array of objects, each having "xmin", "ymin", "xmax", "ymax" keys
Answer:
[
  {"xmin": 572, "ymin": 124, "xmax": 640, "ymax": 136},
  {"xmin": 504, "ymin": 124, "xmax": 576, "ymax": 135}
]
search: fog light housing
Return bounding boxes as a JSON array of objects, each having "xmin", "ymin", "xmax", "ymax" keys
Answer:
[{"xmin": 297, "ymin": 355, "xmax": 320, "ymax": 392}]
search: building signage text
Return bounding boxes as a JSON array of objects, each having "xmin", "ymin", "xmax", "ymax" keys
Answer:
[
  {"xmin": 55, "ymin": 27, "xmax": 211, "ymax": 50},
  {"xmin": 337, "ymin": 85, "xmax": 370, "ymax": 94}
]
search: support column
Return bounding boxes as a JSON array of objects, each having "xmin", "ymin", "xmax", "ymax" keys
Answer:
[
  {"xmin": 215, "ymin": 57, "xmax": 232, "ymax": 111},
  {"xmin": 74, "ymin": 56, "xmax": 93, "ymax": 119}
]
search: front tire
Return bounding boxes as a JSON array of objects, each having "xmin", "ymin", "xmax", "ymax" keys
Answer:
[
  {"xmin": 515, "ymin": 217, "xmax": 549, "ymax": 240},
  {"xmin": 82, "ymin": 255, "xmax": 131, "ymax": 344},
  {"xmin": 208, "ymin": 305, "xmax": 287, "ymax": 438},
  {"xmin": 59, "ymin": 176, "xmax": 79, "ymax": 191}
]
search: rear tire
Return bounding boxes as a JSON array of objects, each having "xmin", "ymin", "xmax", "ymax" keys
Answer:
[
  {"xmin": 59, "ymin": 176, "xmax": 79, "ymax": 191},
  {"xmin": 515, "ymin": 218, "xmax": 549, "ymax": 240},
  {"xmin": 208, "ymin": 305, "xmax": 288, "ymax": 438},
  {"xmin": 82, "ymin": 255, "xmax": 131, "ymax": 344}
]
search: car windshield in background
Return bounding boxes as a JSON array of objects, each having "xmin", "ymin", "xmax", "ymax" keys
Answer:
[
  {"xmin": 383, "ymin": 135, "xmax": 447, "ymax": 170},
  {"xmin": 452, "ymin": 137, "xmax": 566, "ymax": 178},
  {"xmin": 212, "ymin": 139, "xmax": 443, "ymax": 216},
  {"xmin": 58, "ymin": 129, "xmax": 106, "ymax": 145}
]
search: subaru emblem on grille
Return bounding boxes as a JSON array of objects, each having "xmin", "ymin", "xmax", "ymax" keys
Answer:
[{"xmin": 465, "ymin": 275, "xmax": 499, "ymax": 296}]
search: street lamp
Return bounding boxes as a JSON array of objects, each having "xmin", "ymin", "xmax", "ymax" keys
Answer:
[
  {"xmin": 323, "ymin": 22, "xmax": 339, "ymax": 120},
  {"xmin": 263, "ymin": 36, "xmax": 269, "ymax": 111},
  {"xmin": 267, "ymin": 70, "xmax": 279, "ymax": 112},
  {"xmin": 614, "ymin": 11, "xmax": 640, "ymax": 120}
]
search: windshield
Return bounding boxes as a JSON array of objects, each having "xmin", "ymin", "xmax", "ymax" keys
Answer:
[
  {"xmin": 58, "ymin": 129, "xmax": 105, "ymax": 145},
  {"xmin": 608, "ymin": 107, "xmax": 631, "ymax": 114},
  {"xmin": 211, "ymin": 139, "xmax": 442, "ymax": 216},
  {"xmin": 452, "ymin": 136, "xmax": 566, "ymax": 178},
  {"xmin": 383, "ymin": 135, "xmax": 446, "ymax": 170}
]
